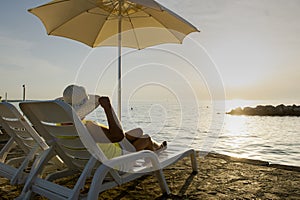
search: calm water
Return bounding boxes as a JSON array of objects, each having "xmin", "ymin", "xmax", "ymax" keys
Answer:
[{"xmin": 88, "ymin": 100, "xmax": 300, "ymax": 167}]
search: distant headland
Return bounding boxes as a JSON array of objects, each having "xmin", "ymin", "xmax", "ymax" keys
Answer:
[
  {"xmin": 227, "ymin": 104, "xmax": 300, "ymax": 116},
  {"xmin": 0, "ymin": 100, "xmax": 28, "ymax": 102}
]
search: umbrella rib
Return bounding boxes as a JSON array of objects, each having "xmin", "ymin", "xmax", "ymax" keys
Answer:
[
  {"xmin": 49, "ymin": 7, "xmax": 114, "ymax": 36},
  {"xmin": 110, "ymin": 0, "xmax": 119, "ymax": 14},
  {"xmin": 48, "ymin": 10, "xmax": 92, "ymax": 35},
  {"xmin": 161, "ymin": 5, "xmax": 199, "ymax": 31},
  {"xmin": 92, "ymin": 12, "xmax": 115, "ymax": 47},
  {"xmin": 124, "ymin": 7, "xmax": 141, "ymax": 49},
  {"xmin": 84, "ymin": 0, "xmax": 118, "ymax": 18},
  {"xmin": 125, "ymin": 9, "xmax": 183, "ymax": 44},
  {"xmin": 151, "ymin": 11, "xmax": 182, "ymax": 42},
  {"xmin": 49, "ymin": 1, "xmax": 119, "ymax": 35},
  {"xmin": 145, "ymin": 8, "xmax": 197, "ymax": 43},
  {"xmin": 86, "ymin": 11, "xmax": 112, "ymax": 17}
]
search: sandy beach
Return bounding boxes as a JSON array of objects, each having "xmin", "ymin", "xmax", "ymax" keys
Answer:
[{"xmin": 0, "ymin": 136, "xmax": 299, "ymax": 200}]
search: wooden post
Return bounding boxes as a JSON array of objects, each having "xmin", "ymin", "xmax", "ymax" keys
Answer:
[{"xmin": 22, "ymin": 84, "xmax": 26, "ymax": 101}]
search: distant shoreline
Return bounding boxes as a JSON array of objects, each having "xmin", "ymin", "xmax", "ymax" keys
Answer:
[
  {"xmin": 1, "ymin": 100, "xmax": 22, "ymax": 102},
  {"xmin": 0, "ymin": 100, "xmax": 37, "ymax": 103}
]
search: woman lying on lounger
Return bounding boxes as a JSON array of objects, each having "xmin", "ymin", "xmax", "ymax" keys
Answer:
[{"xmin": 59, "ymin": 84, "xmax": 167, "ymax": 158}]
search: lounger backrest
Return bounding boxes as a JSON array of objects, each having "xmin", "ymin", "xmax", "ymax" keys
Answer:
[
  {"xmin": 0, "ymin": 102, "xmax": 40, "ymax": 154},
  {"xmin": 19, "ymin": 100, "xmax": 108, "ymax": 169}
]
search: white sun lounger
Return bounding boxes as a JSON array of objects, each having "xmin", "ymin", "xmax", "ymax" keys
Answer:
[
  {"xmin": 18, "ymin": 100, "xmax": 198, "ymax": 200},
  {"xmin": 0, "ymin": 102, "xmax": 64, "ymax": 185}
]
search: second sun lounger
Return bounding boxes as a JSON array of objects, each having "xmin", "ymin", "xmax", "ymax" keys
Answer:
[{"xmin": 0, "ymin": 102, "xmax": 64, "ymax": 185}]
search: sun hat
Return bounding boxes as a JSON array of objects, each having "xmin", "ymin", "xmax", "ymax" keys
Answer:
[{"xmin": 60, "ymin": 85, "xmax": 100, "ymax": 119}]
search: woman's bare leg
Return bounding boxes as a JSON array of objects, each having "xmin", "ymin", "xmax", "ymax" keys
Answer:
[
  {"xmin": 85, "ymin": 120, "xmax": 124, "ymax": 143},
  {"xmin": 131, "ymin": 134, "xmax": 167, "ymax": 151},
  {"xmin": 125, "ymin": 128, "xmax": 143, "ymax": 142}
]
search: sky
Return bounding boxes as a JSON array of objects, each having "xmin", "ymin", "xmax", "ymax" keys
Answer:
[{"xmin": 0, "ymin": 0, "xmax": 300, "ymax": 105}]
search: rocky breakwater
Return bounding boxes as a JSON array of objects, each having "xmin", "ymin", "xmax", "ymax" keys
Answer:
[{"xmin": 227, "ymin": 104, "xmax": 300, "ymax": 116}]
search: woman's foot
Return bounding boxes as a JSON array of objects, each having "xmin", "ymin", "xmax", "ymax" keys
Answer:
[{"xmin": 154, "ymin": 141, "xmax": 167, "ymax": 153}]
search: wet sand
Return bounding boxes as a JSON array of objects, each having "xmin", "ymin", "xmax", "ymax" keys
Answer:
[{"xmin": 0, "ymin": 139, "xmax": 299, "ymax": 199}]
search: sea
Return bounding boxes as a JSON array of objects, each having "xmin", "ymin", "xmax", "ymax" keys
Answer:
[
  {"xmin": 9, "ymin": 99, "xmax": 300, "ymax": 167},
  {"xmin": 87, "ymin": 99, "xmax": 300, "ymax": 167}
]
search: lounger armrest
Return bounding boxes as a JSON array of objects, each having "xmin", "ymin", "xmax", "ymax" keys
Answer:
[{"xmin": 103, "ymin": 150, "xmax": 161, "ymax": 170}]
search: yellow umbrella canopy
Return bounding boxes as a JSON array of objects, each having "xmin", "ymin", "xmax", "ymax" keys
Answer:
[
  {"xmin": 29, "ymin": 0, "xmax": 198, "ymax": 49},
  {"xmin": 29, "ymin": 0, "xmax": 199, "ymax": 118}
]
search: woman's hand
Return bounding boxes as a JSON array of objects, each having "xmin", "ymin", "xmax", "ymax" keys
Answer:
[{"xmin": 99, "ymin": 96, "xmax": 111, "ymax": 109}]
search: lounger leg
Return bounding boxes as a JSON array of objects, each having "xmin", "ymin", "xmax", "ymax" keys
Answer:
[
  {"xmin": 0, "ymin": 138, "xmax": 15, "ymax": 162},
  {"xmin": 68, "ymin": 157, "xmax": 98, "ymax": 200},
  {"xmin": 5, "ymin": 157, "xmax": 25, "ymax": 166},
  {"xmin": 11, "ymin": 145, "xmax": 39, "ymax": 184},
  {"xmin": 154, "ymin": 169, "xmax": 170, "ymax": 195},
  {"xmin": 87, "ymin": 164, "xmax": 112, "ymax": 200},
  {"xmin": 17, "ymin": 147, "xmax": 55, "ymax": 200},
  {"xmin": 45, "ymin": 168, "xmax": 77, "ymax": 181}
]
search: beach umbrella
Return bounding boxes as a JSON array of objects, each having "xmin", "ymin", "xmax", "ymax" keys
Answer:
[{"xmin": 28, "ymin": 0, "xmax": 199, "ymax": 119}]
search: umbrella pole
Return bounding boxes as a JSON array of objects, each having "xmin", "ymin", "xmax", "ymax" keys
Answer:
[{"xmin": 118, "ymin": 0, "xmax": 122, "ymax": 121}]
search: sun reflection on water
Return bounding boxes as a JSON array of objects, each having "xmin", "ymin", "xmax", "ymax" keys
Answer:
[{"xmin": 222, "ymin": 115, "xmax": 251, "ymax": 150}]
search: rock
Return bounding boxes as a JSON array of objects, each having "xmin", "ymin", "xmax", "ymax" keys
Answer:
[
  {"xmin": 227, "ymin": 107, "xmax": 243, "ymax": 115},
  {"xmin": 226, "ymin": 104, "xmax": 300, "ymax": 116}
]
